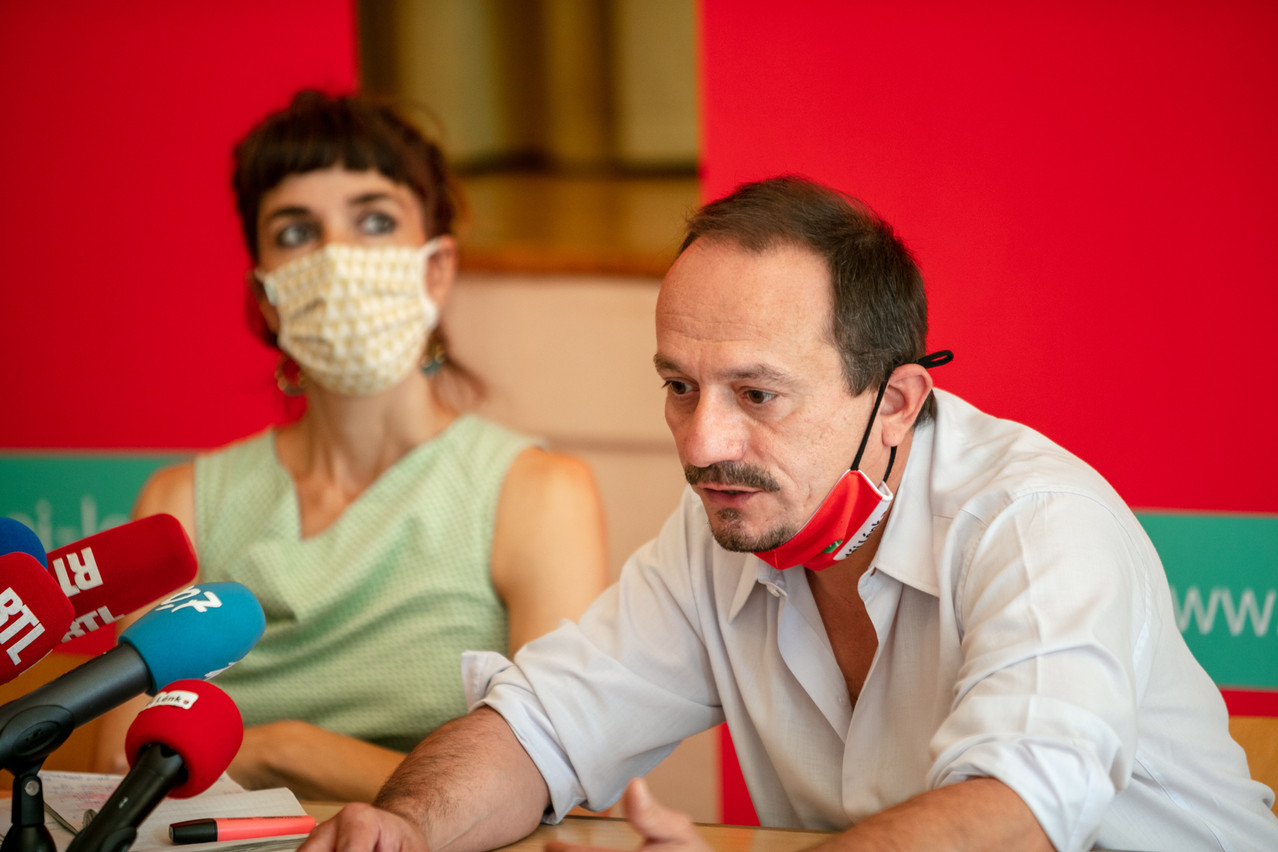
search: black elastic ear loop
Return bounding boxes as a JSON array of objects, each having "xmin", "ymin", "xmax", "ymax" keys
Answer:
[
  {"xmin": 916, "ymin": 350, "xmax": 954, "ymax": 370},
  {"xmin": 850, "ymin": 380, "xmax": 890, "ymax": 473},
  {"xmin": 848, "ymin": 349, "xmax": 955, "ymax": 479}
]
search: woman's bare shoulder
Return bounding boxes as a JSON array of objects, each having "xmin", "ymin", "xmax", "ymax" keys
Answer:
[{"xmin": 134, "ymin": 461, "xmax": 196, "ymax": 542}]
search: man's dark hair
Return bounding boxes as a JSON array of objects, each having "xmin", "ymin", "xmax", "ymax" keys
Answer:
[{"xmin": 680, "ymin": 175, "xmax": 935, "ymax": 422}]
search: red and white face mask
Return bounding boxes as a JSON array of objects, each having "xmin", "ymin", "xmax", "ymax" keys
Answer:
[
  {"xmin": 753, "ymin": 460, "xmax": 896, "ymax": 571},
  {"xmin": 754, "ymin": 351, "xmax": 951, "ymax": 571}
]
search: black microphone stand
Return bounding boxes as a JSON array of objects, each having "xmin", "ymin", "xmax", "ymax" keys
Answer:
[
  {"xmin": 2, "ymin": 760, "xmax": 57, "ymax": 852},
  {"xmin": 0, "ymin": 694, "xmax": 77, "ymax": 852},
  {"xmin": 0, "ymin": 644, "xmax": 154, "ymax": 852}
]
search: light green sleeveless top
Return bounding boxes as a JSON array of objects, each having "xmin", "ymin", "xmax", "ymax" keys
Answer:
[{"xmin": 194, "ymin": 414, "xmax": 536, "ymax": 752}]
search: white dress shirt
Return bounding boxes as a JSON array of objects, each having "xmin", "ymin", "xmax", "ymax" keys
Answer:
[{"xmin": 465, "ymin": 390, "xmax": 1278, "ymax": 852}]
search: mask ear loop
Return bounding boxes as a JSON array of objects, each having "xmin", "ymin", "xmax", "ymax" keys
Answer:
[
  {"xmin": 850, "ymin": 380, "xmax": 890, "ymax": 474},
  {"xmin": 847, "ymin": 349, "xmax": 955, "ymax": 482},
  {"xmin": 916, "ymin": 350, "xmax": 954, "ymax": 370}
]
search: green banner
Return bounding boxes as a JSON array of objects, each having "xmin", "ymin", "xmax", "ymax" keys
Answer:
[
  {"xmin": 0, "ymin": 452, "xmax": 185, "ymax": 552},
  {"xmin": 1139, "ymin": 512, "xmax": 1278, "ymax": 690}
]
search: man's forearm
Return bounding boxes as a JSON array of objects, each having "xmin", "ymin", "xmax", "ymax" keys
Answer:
[
  {"xmin": 813, "ymin": 778, "xmax": 1053, "ymax": 852},
  {"xmin": 374, "ymin": 707, "xmax": 552, "ymax": 852}
]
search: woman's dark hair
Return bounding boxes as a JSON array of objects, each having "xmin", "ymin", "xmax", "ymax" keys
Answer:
[
  {"xmin": 232, "ymin": 89, "xmax": 482, "ymax": 402},
  {"xmin": 233, "ymin": 89, "xmax": 458, "ymax": 260}
]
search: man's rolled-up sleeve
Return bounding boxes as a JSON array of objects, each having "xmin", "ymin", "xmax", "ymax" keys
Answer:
[
  {"xmin": 461, "ymin": 508, "xmax": 727, "ymax": 822},
  {"xmin": 462, "ymin": 647, "xmax": 589, "ymax": 822}
]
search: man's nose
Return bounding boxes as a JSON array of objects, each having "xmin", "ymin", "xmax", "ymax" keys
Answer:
[{"xmin": 678, "ymin": 394, "xmax": 747, "ymax": 469}]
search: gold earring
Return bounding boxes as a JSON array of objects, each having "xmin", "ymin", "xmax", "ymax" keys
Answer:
[
  {"xmin": 421, "ymin": 337, "xmax": 447, "ymax": 377},
  {"xmin": 275, "ymin": 356, "xmax": 306, "ymax": 396}
]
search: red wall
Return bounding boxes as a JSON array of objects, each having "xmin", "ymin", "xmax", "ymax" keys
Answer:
[
  {"xmin": 699, "ymin": 0, "xmax": 1278, "ymax": 514},
  {"xmin": 698, "ymin": 0, "xmax": 1278, "ymax": 824},
  {"xmin": 0, "ymin": 1, "xmax": 358, "ymax": 452}
]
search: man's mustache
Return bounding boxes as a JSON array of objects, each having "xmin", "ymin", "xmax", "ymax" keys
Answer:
[{"xmin": 684, "ymin": 462, "xmax": 781, "ymax": 492}]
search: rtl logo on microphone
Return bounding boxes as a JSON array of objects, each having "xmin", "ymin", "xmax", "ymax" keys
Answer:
[
  {"xmin": 51, "ymin": 545, "xmax": 121, "ymax": 642},
  {"xmin": 0, "ymin": 587, "xmax": 46, "ymax": 665},
  {"xmin": 51, "ymin": 545, "xmax": 105, "ymax": 596}
]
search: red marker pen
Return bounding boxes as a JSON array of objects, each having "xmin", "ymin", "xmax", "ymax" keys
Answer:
[{"xmin": 169, "ymin": 815, "xmax": 317, "ymax": 844}]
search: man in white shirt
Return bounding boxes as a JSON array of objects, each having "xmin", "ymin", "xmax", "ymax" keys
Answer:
[{"xmin": 302, "ymin": 177, "xmax": 1278, "ymax": 851}]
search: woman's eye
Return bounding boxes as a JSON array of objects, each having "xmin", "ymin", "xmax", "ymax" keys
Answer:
[
  {"xmin": 359, "ymin": 211, "xmax": 397, "ymax": 235},
  {"xmin": 743, "ymin": 389, "xmax": 776, "ymax": 405},
  {"xmin": 275, "ymin": 222, "xmax": 316, "ymax": 249}
]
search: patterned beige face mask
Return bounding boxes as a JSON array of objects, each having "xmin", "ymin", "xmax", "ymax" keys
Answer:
[{"xmin": 258, "ymin": 240, "xmax": 442, "ymax": 396}]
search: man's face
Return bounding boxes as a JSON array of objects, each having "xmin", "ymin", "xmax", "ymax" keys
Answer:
[{"xmin": 655, "ymin": 238, "xmax": 877, "ymax": 552}]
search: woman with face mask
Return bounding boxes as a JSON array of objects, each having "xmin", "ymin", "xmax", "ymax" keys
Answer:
[{"xmin": 93, "ymin": 90, "xmax": 610, "ymax": 802}]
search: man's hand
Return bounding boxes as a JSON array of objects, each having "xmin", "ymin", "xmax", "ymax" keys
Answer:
[
  {"xmin": 299, "ymin": 803, "xmax": 430, "ymax": 852},
  {"xmin": 546, "ymin": 779, "xmax": 710, "ymax": 852}
]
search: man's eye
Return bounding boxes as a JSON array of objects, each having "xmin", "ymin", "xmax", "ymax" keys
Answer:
[
  {"xmin": 663, "ymin": 379, "xmax": 693, "ymax": 395},
  {"xmin": 276, "ymin": 222, "xmax": 316, "ymax": 248},
  {"xmin": 743, "ymin": 389, "xmax": 776, "ymax": 405},
  {"xmin": 360, "ymin": 211, "xmax": 396, "ymax": 235}
]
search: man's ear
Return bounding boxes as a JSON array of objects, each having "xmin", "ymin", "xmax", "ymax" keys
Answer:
[
  {"xmin": 426, "ymin": 235, "xmax": 458, "ymax": 307},
  {"xmin": 879, "ymin": 362, "xmax": 933, "ymax": 446}
]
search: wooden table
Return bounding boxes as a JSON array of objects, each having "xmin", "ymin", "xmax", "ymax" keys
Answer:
[
  {"xmin": 303, "ymin": 804, "xmax": 1141, "ymax": 851},
  {"xmin": 303, "ymin": 803, "xmax": 830, "ymax": 851}
]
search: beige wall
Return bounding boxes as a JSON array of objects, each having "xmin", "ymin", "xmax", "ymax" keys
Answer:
[{"xmin": 446, "ymin": 273, "xmax": 720, "ymax": 822}]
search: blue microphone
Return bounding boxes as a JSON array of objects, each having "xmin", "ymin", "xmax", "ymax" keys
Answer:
[
  {"xmin": 116, "ymin": 582, "xmax": 265, "ymax": 691},
  {"xmin": 0, "ymin": 581, "xmax": 264, "ymax": 770},
  {"xmin": 0, "ymin": 517, "xmax": 47, "ymax": 567}
]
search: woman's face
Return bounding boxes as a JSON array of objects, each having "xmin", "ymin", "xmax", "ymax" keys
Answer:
[
  {"xmin": 253, "ymin": 165, "xmax": 455, "ymax": 338},
  {"xmin": 255, "ymin": 165, "xmax": 429, "ymax": 274}
]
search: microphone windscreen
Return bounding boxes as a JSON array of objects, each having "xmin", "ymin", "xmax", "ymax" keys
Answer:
[
  {"xmin": 0, "ymin": 517, "xmax": 47, "ymax": 567},
  {"xmin": 47, "ymin": 514, "xmax": 198, "ymax": 631},
  {"xmin": 120, "ymin": 582, "xmax": 265, "ymax": 692},
  {"xmin": 0, "ymin": 551, "xmax": 74, "ymax": 683},
  {"xmin": 124, "ymin": 678, "xmax": 243, "ymax": 798}
]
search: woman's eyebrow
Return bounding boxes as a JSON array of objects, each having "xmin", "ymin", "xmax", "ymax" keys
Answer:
[
  {"xmin": 348, "ymin": 191, "xmax": 397, "ymax": 206},
  {"xmin": 262, "ymin": 204, "xmax": 311, "ymax": 223}
]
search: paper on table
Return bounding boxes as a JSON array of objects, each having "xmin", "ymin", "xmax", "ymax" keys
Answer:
[{"xmin": 2, "ymin": 771, "xmax": 311, "ymax": 852}]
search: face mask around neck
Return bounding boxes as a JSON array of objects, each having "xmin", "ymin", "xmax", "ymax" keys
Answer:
[
  {"xmin": 753, "ymin": 350, "xmax": 953, "ymax": 571},
  {"xmin": 752, "ymin": 445, "xmax": 897, "ymax": 572}
]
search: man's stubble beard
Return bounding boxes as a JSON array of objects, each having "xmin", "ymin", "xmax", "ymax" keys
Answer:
[
  {"xmin": 685, "ymin": 460, "xmax": 796, "ymax": 553},
  {"xmin": 706, "ymin": 506, "xmax": 797, "ymax": 553}
]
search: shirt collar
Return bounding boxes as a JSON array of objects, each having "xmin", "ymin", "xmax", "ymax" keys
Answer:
[{"xmin": 728, "ymin": 555, "xmax": 788, "ymax": 621}]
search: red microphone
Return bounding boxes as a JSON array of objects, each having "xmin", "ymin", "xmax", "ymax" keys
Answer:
[
  {"xmin": 67, "ymin": 679, "xmax": 243, "ymax": 852},
  {"xmin": 46, "ymin": 514, "xmax": 198, "ymax": 642},
  {"xmin": 0, "ymin": 551, "xmax": 75, "ymax": 684}
]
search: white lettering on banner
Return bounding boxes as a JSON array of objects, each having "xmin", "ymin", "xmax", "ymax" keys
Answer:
[
  {"xmin": 158, "ymin": 587, "xmax": 223, "ymax": 615},
  {"xmin": 1172, "ymin": 586, "xmax": 1277, "ymax": 637},
  {"xmin": 0, "ymin": 587, "xmax": 46, "ymax": 664},
  {"xmin": 6, "ymin": 496, "xmax": 128, "ymax": 551},
  {"xmin": 51, "ymin": 547, "xmax": 104, "ymax": 598},
  {"xmin": 146, "ymin": 689, "xmax": 199, "ymax": 711},
  {"xmin": 60, "ymin": 605, "xmax": 121, "ymax": 642}
]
